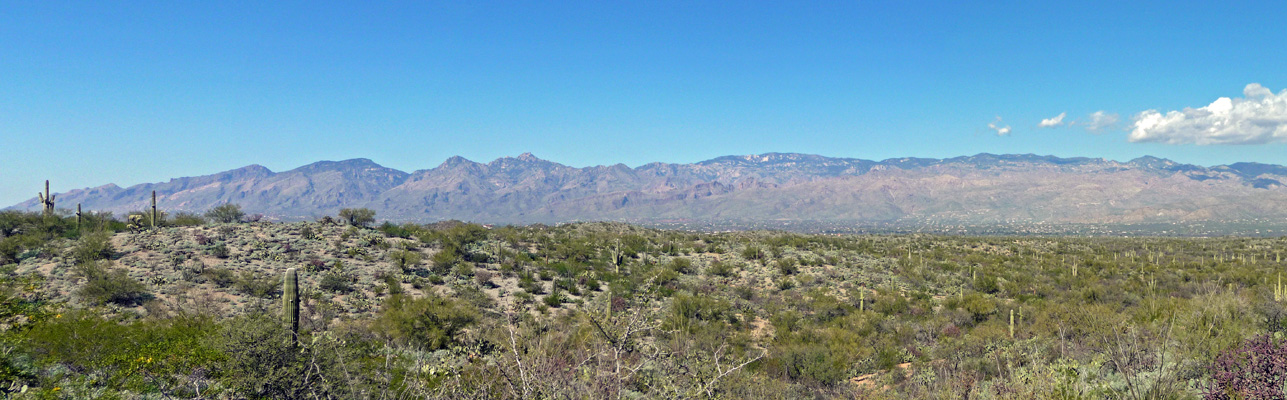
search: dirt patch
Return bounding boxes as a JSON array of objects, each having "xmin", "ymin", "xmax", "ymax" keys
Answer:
[{"xmin": 849, "ymin": 362, "xmax": 911, "ymax": 391}]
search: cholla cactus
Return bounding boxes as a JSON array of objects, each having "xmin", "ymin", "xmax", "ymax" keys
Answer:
[{"xmin": 127, "ymin": 214, "xmax": 146, "ymax": 231}]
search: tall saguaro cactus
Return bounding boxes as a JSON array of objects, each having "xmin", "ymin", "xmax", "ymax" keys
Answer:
[
  {"xmin": 37, "ymin": 180, "xmax": 55, "ymax": 215},
  {"xmin": 283, "ymin": 268, "xmax": 300, "ymax": 344},
  {"xmin": 76, "ymin": 203, "xmax": 82, "ymax": 232},
  {"xmin": 150, "ymin": 191, "xmax": 158, "ymax": 229}
]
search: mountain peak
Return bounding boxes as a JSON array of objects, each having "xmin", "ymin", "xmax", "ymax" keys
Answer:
[
  {"xmin": 289, "ymin": 158, "xmax": 392, "ymax": 174},
  {"xmin": 439, "ymin": 155, "xmax": 480, "ymax": 169},
  {"xmin": 517, "ymin": 152, "xmax": 541, "ymax": 162}
]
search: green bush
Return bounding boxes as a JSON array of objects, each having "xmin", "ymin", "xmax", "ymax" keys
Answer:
[
  {"xmin": 339, "ymin": 208, "xmax": 376, "ymax": 227},
  {"xmin": 201, "ymin": 267, "xmax": 237, "ymax": 287},
  {"xmin": 320, "ymin": 271, "xmax": 355, "ymax": 293},
  {"xmin": 73, "ymin": 260, "xmax": 151, "ymax": 306},
  {"xmin": 0, "ymin": 234, "xmax": 44, "ymax": 264},
  {"xmin": 234, "ymin": 271, "xmax": 279, "ymax": 298},
  {"xmin": 209, "ymin": 313, "xmax": 354, "ymax": 398},
  {"xmin": 70, "ymin": 231, "xmax": 114, "ymax": 262},
  {"xmin": 371, "ymin": 293, "xmax": 477, "ymax": 350},
  {"xmin": 770, "ymin": 343, "xmax": 849, "ymax": 386},
  {"xmin": 390, "ymin": 249, "xmax": 423, "ymax": 273},
  {"xmin": 431, "ymin": 248, "xmax": 461, "ymax": 273},
  {"xmin": 24, "ymin": 311, "xmax": 222, "ymax": 394},
  {"xmin": 206, "ymin": 203, "xmax": 245, "ymax": 223},
  {"xmin": 543, "ymin": 291, "xmax": 565, "ymax": 307},
  {"xmin": 777, "ymin": 258, "xmax": 799, "ymax": 275},
  {"xmin": 170, "ymin": 212, "xmax": 207, "ymax": 226},
  {"xmin": 210, "ymin": 242, "xmax": 230, "ymax": 258},
  {"xmin": 742, "ymin": 246, "xmax": 765, "ymax": 261},
  {"xmin": 671, "ymin": 258, "xmax": 695, "ymax": 274},
  {"xmin": 708, "ymin": 260, "xmax": 736, "ymax": 277}
]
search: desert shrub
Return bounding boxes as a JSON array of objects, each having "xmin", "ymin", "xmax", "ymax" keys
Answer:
[
  {"xmin": 210, "ymin": 242, "xmax": 230, "ymax": 258},
  {"xmin": 708, "ymin": 260, "xmax": 736, "ymax": 277},
  {"xmin": 390, "ymin": 249, "xmax": 422, "ymax": 273},
  {"xmin": 554, "ymin": 278, "xmax": 580, "ymax": 295},
  {"xmin": 769, "ymin": 343, "xmax": 849, "ymax": 386},
  {"xmin": 170, "ymin": 212, "xmax": 207, "ymax": 226},
  {"xmin": 454, "ymin": 262, "xmax": 475, "ymax": 277},
  {"xmin": 202, "ymin": 267, "xmax": 237, "ymax": 287},
  {"xmin": 777, "ymin": 258, "xmax": 799, "ymax": 275},
  {"xmin": 974, "ymin": 273, "xmax": 1001, "ymax": 294},
  {"xmin": 742, "ymin": 246, "xmax": 765, "ymax": 261},
  {"xmin": 338, "ymin": 208, "xmax": 376, "ymax": 227},
  {"xmin": 955, "ymin": 292, "xmax": 997, "ymax": 323},
  {"xmin": 234, "ymin": 271, "xmax": 279, "ymax": 298},
  {"xmin": 543, "ymin": 290, "xmax": 565, "ymax": 308},
  {"xmin": 380, "ymin": 272, "xmax": 404, "ymax": 295},
  {"xmin": 70, "ymin": 231, "xmax": 114, "ymax": 262},
  {"xmin": 666, "ymin": 292, "xmax": 732, "ymax": 333},
  {"xmin": 431, "ymin": 248, "xmax": 461, "ymax": 273},
  {"xmin": 206, "ymin": 203, "xmax": 245, "ymax": 223},
  {"xmin": 0, "ymin": 211, "xmax": 31, "ymax": 237},
  {"xmin": 299, "ymin": 225, "xmax": 316, "ymax": 240},
  {"xmin": 777, "ymin": 277, "xmax": 796, "ymax": 291},
  {"xmin": 320, "ymin": 271, "xmax": 355, "ymax": 293},
  {"xmin": 24, "ymin": 311, "xmax": 222, "ymax": 393},
  {"xmin": 378, "ymin": 222, "xmax": 427, "ymax": 239},
  {"xmin": 519, "ymin": 273, "xmax": 544, "ymax": 294},
  {"xmin": 475, "ymin": 270, "xmax": 495, "ymax": 287},
  {"xmin": 1204, "ymin": 334, "xmax": 1287, "ymax": 399},
  {"xmin": 74, "ymin": 260, "xmax": 151, "ymax": 306},
  {"xmin": 874, "ymin": 290, "xmax": 910, "ymax": 315},
  {"xmin": 209, "ymin": 313, "xmax": 355, "ymax": 398},
  {"xmin": 371, "ymin": 293, "xmax": 476, "ymax": 350},
  {"xmin": 0, "ymin": 234, "xmax": 44, "ymax": 264},
  {"xmin": 671, "ymin": 258, "xmax": 695, "ymax": 274}
]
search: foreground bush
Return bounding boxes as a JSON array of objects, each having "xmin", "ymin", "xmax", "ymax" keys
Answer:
[{"xmin": 1205, "ymin": 334, "xmax": 1287, "ymax": 399}]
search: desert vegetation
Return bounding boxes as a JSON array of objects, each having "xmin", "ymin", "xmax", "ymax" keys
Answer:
[{"xmin": 0, "ymin": 207, "xmax": 1286, "ymax": 398}]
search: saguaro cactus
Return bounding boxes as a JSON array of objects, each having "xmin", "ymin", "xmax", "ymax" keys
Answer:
[
  {"xmin": 150, "ymin": 191, "xmax": 158, "ymax": 229},
  {"xmin": 284, "ymin": 268, "xmax": 300, "ymax": 344},
  {"xmin": 37, "ymin": 180, "xmax": 55, "ymax": 215},
  {"xmin": 76, "ymin": 203, "xmax": 82, "ymax": 232}
]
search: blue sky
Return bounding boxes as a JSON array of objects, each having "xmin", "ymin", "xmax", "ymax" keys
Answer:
[{"xmin": 3, "ymin": 1, "xmax": 1286, "ymax": 206}]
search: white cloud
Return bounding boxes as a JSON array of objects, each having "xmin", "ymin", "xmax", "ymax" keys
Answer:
[
  {"xmin": 1085, "ymin": 111, "xmax": 1120, "ymax": 133},
  {"xmin": 1128, "ymin": 83, "xmax": 1287, "ymax": 144},
  {"xmin": 988, "ymin": 117, "xmax": 1012, "ymax": 136},
  {"xmin": 1039, "ymin": 112, "xmax": 1067, "ymax": 128}
]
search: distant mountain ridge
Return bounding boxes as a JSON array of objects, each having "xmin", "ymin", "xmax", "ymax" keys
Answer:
[{"xmin": 9, "ymin": 153, "xmax": 1287, "ymax": 225}]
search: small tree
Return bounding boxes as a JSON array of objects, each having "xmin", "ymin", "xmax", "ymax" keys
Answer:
[
  {"xmin": 206, "ymin": 203, "xmax": 246, "ymax": 223},
  {"xmin": 338, "ymin": 208, "xmax": 376, "ymax": 227}
]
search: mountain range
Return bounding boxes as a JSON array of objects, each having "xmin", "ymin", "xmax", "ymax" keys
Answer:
[{"xmin": 10, "ymin": 153, "xmax": 1287, "ymax": 226}]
